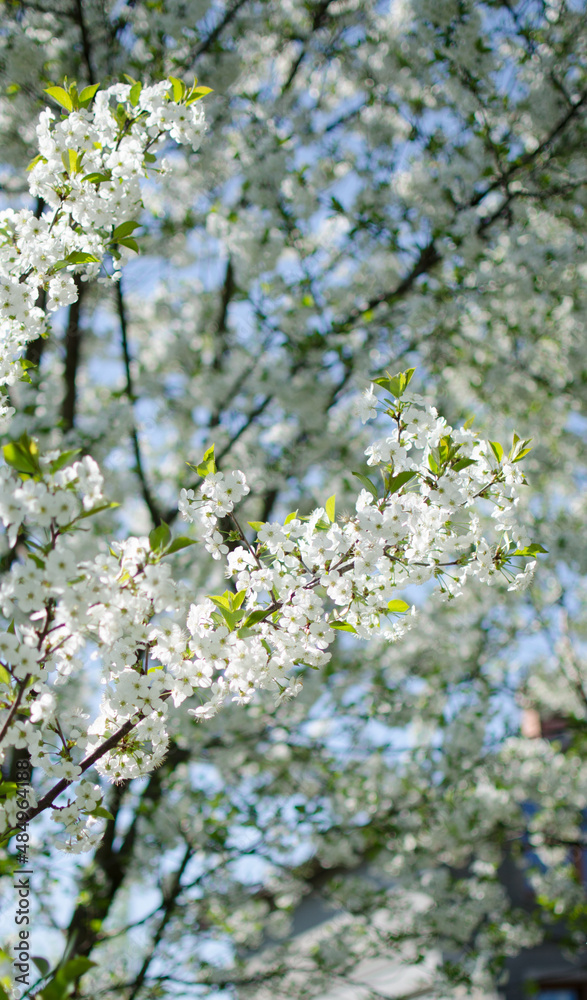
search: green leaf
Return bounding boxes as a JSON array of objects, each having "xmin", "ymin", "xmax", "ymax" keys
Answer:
[
  {"xmin": 352, "ymin": 472, "xmax": 378, "ymax": 498},
  {"xmin": 32, "ymin": 957, "xmax": 51, "ymax": 977},
  {"xmin": 168, "ymin": 75, "xmax": 185, "ymax": 102},
  {"xmin": 52, "ymin": 251, "xmax": 101, "ymax": 271},
  {"xmin": 0, "ymin": 664, "xmax": 11, "ymax": 686},
  {"xmin": 330, "ymin": 621, "xmax": 357, "ymax": 633},
  {"xmin": 373, "ymin": 367, "xmax": 416, "ymax": 399},
  {"xmin": 384, "ymin": 469, "xmax": 417, "ymax": 494},
  {"xmin": 243, "ymin": 608, "xmax": 273, "ymax": 628},
  {"xmin": 89, "ymin": 806, "xmax": 114, "ymax": 821},
  {"xmin": 284, "ymin": 510, "xmax": 298, "ymax": 524},
  {"xmin": 387, "ymin": 599, "xmax": 410, "ymax": 613},
  {"xmin": 149, "ymin": 522, "xmax": 171, "ymax": 552},
  {"xmin": 463, "ymin": 415, "xmax": 475, "ymax": 430},
  {"xmin": 129, "ymin": 81, "xmax": 142, "ymax": 107},
  {"xmin": 70, "ymin": 251, "xmax": 101, "ymax": 263},
  {"xmin": 209, "ymin": 594, "xmax": 231, "ymax": 610},
  {"xmin": 185, "ymin": 86, "xmax": 213, "ymax": 104},
  {"xmin": 112, "ymin": 220, "xmax": 140, "ymax": 240},
  {"xmin": 428, "ymin": 453, "xmax": 439, "ymax": 475},
  {"xmin": 3, "ymin": 434, "xmax": 41, "ymax": 476},
  {"xmin": 49, "ymin": 449, "xmax": 82, "ymax": 474},
  {"xmin": 247, "ymin": 521, "xmax": 264, "ymax": 532},
  {"xmin": 166, "ymin": 536, "xmax": 197, "ymax": 554},
  {"xmin": 27, "ymin": 153, "xmax": 45, "ymax": 172},
  {"xmin": 82, "ymin": 171, "xmax": 111, "ymax": 184},
  {"xmin": 117, "ymin": 237, "xmax": 139, "ymax": 253},
  {"xmin": 61, "ymin": 958, "xmax": 96, "ymax": 982},
  {"xmin": 489, "ymin": 440, "xmax": 504, "ymax": 462},
  {"xmin": 26, "ymin": 552, "xmax": 45, "ymax": 569},
  {"xmin": 44, "ymin": 86, "xmax": 73, "ymax": 112},
  {"xmin": 79, "ymin": 82, "xmax": 100, "ymax": 106},
  {"xmin": 452, "ymin": 457, "xmax": 476, "ymax": 471},
  {"xmin": 512, "ymin": 544, "xmax": 548, "ymax": 556},
  {"xmin": 216, "ymin": 606, "xmax": 245, "ymax": 631},
  {"xmin": 143, "ymin": 151, "xmax": 157, "ymax": 163},
  {"xmin": 325, "ymin": 495, "xmax": 336, "ymax": 523},
  {"xmin": 233, "ymin": 590, "xmax": 247, "ymax": 610},
  {"xmin": 195, "ymin": 444, "xmax": 216, "ymax": 477},
  {"xmin": 75, "ymin": 501, "xmax": 120, "ymax": 521},
  {"xmin": 41, "ymin": 958, "xmax": 97, "ymax": 1000},
  {"xmin": 62, "ymin": 148, "xmax": 82, "ymax": 174}
]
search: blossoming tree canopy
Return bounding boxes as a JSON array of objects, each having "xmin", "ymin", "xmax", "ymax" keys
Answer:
[{"xmin": 0, "ymin": 1, "xmax": 585, "ymax": 996}]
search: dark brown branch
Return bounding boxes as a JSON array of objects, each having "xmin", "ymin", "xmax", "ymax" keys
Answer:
[
  {"xmin": 467, "ymin": 88, "xmax": 587, "ymax": 210},
  {"xmin": 61, "ymin": 743, "xmax": 190, "ymax": 962},
  {"xmin": 126, "ymin": 842, "xmax": 193, "ymax": 1000},
  {"xmin": 24, "ymin": 198, "xmax": 48, "ymax": 370},
  {"xmin": 73, "ymin": 0, "xmax": 96, "ymax": 84},
  {"xmin": 211, "ymin": 256, "xmax": 235, "ymax": 375},
  {"xmin": 61, "ymin": 277, "xmax": 84, "ymax": 432},
  {"xmin": 116, "ymin": 280, "xmax": 163, "ymax": 526},
  {"xmin": 188, "ymin": 0, "xmax": 250, "ymax": 65},
  {"xmin": 281, "ymin": 0, "xmax": 337, "ymax": 94},
  {"xmin": 28, "ymin": 715, "xmax": 140, "ymax": 821}
]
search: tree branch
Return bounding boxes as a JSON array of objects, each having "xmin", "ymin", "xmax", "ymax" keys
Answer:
[
  {"xmin": 61, "ymin": 277, "xmax": 84, "ymax": 432},
  {"xmin": 116, "ymin": 280, "xmax": 163, "ymax": 526},
  {"xmin": 126, "ymin": 841, "xmax": 193, "ymax": 1000}
]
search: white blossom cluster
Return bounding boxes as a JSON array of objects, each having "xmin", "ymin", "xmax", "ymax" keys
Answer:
[
  {"xmin": 0, "ymin": 79, "xmax": 206, "ymax": 409},
  {"xmin": 0, "ymin": 382, "xmax": 537, "ymax": 850}
]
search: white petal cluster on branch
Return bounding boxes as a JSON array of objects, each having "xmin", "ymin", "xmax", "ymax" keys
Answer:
[
  {"xmin": 0, "ymin": 370, "xmax": 537, "ymax": 851},
  {"xmin": 0, "ymin": 78, "xmax": 206, "ymax": 407}
]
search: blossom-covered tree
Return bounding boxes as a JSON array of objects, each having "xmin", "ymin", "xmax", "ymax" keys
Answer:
[{"xmin": 0, "ymin": 1, "xmax": 586, "ymax": 998}]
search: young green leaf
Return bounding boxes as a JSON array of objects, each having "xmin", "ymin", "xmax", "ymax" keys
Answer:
[
  {"xmin": 149, "ymin": 522, "xmax": 171, "ymax": 552},
  {"xmin": 168, "ymin": 76, "xmax": 185, "ymax": 102},
  {"xmin": 32, "ymin": 956, "xmax": 51, "ymax": 978},
  {"xmin": 489, "ymin": 440, "xmax": 504, "ymax": 462},
  {"xmin": 387, "ymin": 599, "xmax": 410, "ymax": 613},
  {"xmin": 166, "ymin": 537, "xmax": 198, "ymax": 554},
  {"xmin": 117, "ymin": 237, "xmax": 139, "ymax": 253},
  {"xmin": 325, "ymin": 494, "xmax": 336, "ymax": 522},
  {"xmin": 129, "ymin": 81, "xmax": 142, "ymax": 107},
  {"xmin": 243, "ymin": 608, "xmax": 274, "ymax": 628},
  {"xmin": 186, "ymin": 86, "xmax": 214, "ymax": 104},
  {"xmin": 195, "ymin": 444, "xmax": 216, "ymax": 477},
  {"xmin": 384, "ymin": 470, "xmax": 417, "ymax": 494},
  {"xmin": 512, "ymin": 544, "xmax": 548, "ymax": 556},
  {"xmin": 3, "ymin": 435, "xmax": 41, "ymax": 477},
  {"xmin": 89, "ymin": 806, "xmax": 115, "ymax": 821},
  {"xmin": 49, "ymin": 449, "xmax": 82, "ymax": 474},
  {"xmin": 82, "ymin": 171, "xmax": 111, "ymax": 184},
  {"xmin": 79, "ymin": 82, "xmax": 101, "ymax": 106},
  {"xmin": 352, "ymin": 472, "xmax": 378, "ymax": 498},
  {"xmin": 44, "ymin": 86, "xmax": 74, "ymax": 112},
  {"xmin": 111, "ymin": 220, "xmax": 140, "ymax": 241}
]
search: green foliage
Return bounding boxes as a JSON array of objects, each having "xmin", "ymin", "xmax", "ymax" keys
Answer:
[
  {"xmin": 372, "ymin": 367, "xmax": 416, "ymax": 399},
  {"xmin": 3, "ymin": 433, "xmax": 41, "ymax": 478},
  {"xmin": 40, "ymin": 958, "xmax": 96, "ymax": 1000},
  {"xmin": 188, "ymin": 444, "xmax": 216, "ymax": 478}
]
